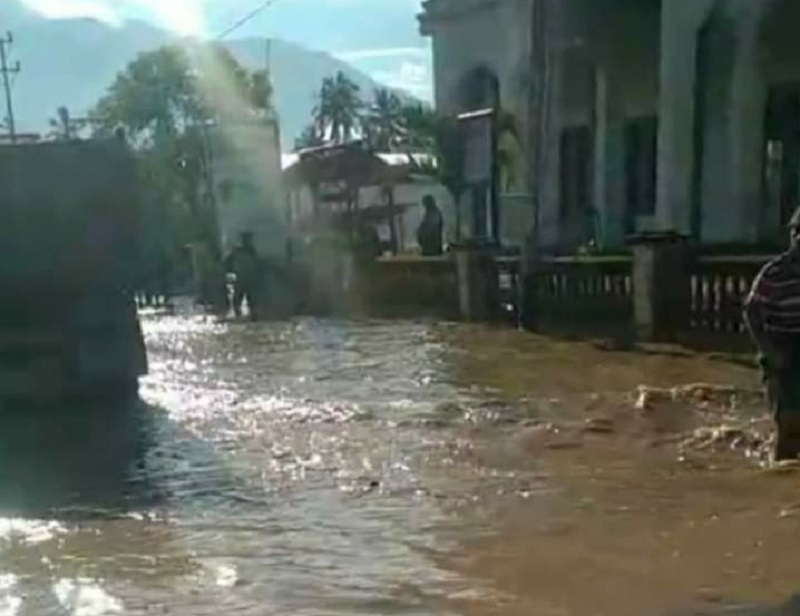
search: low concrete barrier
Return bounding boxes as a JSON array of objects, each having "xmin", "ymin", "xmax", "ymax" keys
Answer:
[{"xmin": 353, "ymin": 256, "xmax": 459, "ymax": 319}]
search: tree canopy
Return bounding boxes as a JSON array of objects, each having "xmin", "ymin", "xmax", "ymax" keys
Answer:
[
  {"xmin": 90, "ymin": 43, "xmax": 274, "ymax": 293},
  {"xmin": 313, "ymin": 71, "xmax": 362, "ymax": 144},
  {"xmin": 92, "ymin": 44, "xmax": 271, "ymax": 144},
  {"xmin": 363, "ymin": 88, "xmax": 404, "ymax": 151}
]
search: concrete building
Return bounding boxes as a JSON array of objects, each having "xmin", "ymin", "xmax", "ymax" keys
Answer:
[
  {"xmin": 420, "ymin": 0, "xmax": 800, "ymax": 252},
  {"xmin": 282, "ymin": 151, "xmax": 458, "ymax": 253},
  {"xmin": 208, "ymin": 114, "xmax": 286, "ymax": 262}
]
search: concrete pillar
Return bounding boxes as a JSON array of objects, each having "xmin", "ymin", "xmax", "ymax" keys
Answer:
[
  {"xmin": 593, "ymin": 68, "xmax": 626, "ymax": 248},
  {"xmin": 630, "ymin": 232, "xmax": 692, "ymax": 342},
  {"xmin": 453, "ymin": 245, "xmax": 500, "ymax": 322},
  {"xmin": 524, "ymin": 0, "xmax": 568, "ymax": 252},
  {"xmin": 655, "ymin": 0, "xmax": 716, "ymax": 234},
  {"xmin": 729, "ymin": 11, "xmax": 766, "ymax": 243},
  {"xmin": 538, "ymin": 45, "xmax": 565, "ymax": 250}
]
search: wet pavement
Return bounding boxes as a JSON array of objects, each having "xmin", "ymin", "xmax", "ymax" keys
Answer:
[{"xmin": 0, "ymin": 315, "xmax": 799, "ymax": 615}]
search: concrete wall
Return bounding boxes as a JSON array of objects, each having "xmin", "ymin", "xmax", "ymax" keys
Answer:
[
  {"xmin": 424, "ymin": 0, "xmax": 662, "ymax": 252},
  {"xmin": 424, "ymin": 0, "xmax": 800, "ymax": 250},
  {"xmin": 696, "ymin": 4, "xmax": 738, "ymax": 243},
  {"xmin": 651, "ymin": 0, "xmax": 792, "ymax": 244},
  {"xmin": 654, "ymin": 0, "xmax": 716, "ymax": 235},
  {"xmin": 353, "ymin": 257, "xmax": 458, "ymax": 318},
  {"xmin": 541, "ymin": 0, "xmax": 660, "ymax": 251},
  {"xmin": 424, "ymin": 0, "xmax": 534, "ymax": 238},
  {"xmin": 428, "ymin": 0, "xmax": 528, "ymax": 116}
]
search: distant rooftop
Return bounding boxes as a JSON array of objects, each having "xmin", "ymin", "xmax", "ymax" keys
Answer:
[
  {"xmin": 0, "ymin": 133, "xmax": 41, "ymax": 145},
  {"xmin": 281, "ymin": 151, "xmax": 434, "ymax": 171}
]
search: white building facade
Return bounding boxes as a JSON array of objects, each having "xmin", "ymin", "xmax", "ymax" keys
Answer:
[
  {"xmin": 209, "ymin": 115, "xmax": 287, "ymax": 262},
  {"xmin": 421, "ymin": 0, "xmax": 800, "ymax": 252}
]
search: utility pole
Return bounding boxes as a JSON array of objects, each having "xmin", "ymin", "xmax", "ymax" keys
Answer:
[{"xmin": 0, "ymin": 32, "xmax": 20, "ymax": 143}]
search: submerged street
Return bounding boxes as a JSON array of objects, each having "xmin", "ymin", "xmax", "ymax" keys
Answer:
[{"xmin": 0, "ymin": 314, "xmax": 799, "ymax": 615}]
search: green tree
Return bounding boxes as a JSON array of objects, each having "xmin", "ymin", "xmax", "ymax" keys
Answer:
[
  {"xmin": 399, "ymin": 103, "xmax": 465, "ymax": 202},
  {"xmin": 363, "ymin": 88, "xmax": 403, "ymax": 151},
  {"xmin": 91, "ymin": 43, "xmax": 273, "ymax": 298},
  {"xmin": 92, "ymin": 44, "xmax": 269, "ymax": 142},
  {"xmin": 313, "ymin": 71, "xmax": 362, "ymax": 144}
]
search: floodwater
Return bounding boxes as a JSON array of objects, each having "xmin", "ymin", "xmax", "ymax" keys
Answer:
[{"xmin": 1, "ymin": 314, "xmax": 800, "ymax": 615}]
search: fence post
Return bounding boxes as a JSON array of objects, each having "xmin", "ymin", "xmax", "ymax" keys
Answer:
[
  {"xmin": 452, "ymin": 243, "xmax": 500, "ymax": 322},
  {"xmin": 629, "ymin": 231, "xmax": 692, "ymax": 342}
]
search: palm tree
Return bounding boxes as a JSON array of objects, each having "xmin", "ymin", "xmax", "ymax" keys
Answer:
[
  {"xmin": 294, "ymin": 123, "xmax": 325, "ymax": 151},
  {"xmin": 48, "ymin": 106, "xmax": 87, "ymax": 140},
  {"xmin": 364, "ymin": 88, "xmax": 403, "ymax": 151},
  {"xmin": 313, "ymin": 71, "xmax": 362, "ymax": 144}
]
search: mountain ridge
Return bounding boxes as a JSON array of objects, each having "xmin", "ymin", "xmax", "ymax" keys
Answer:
[{"xmin": 0, "ymin": 2, "xmax": 418, "ymax": 149}]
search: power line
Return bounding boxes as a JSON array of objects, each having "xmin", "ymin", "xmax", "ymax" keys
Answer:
[
  {"xmin": 0, "ymin": 31, "xmax": 20, "ymax": 143},
  {"xmin": 216, "ymin": 0, "xmax": 283, "ymax": 40}
]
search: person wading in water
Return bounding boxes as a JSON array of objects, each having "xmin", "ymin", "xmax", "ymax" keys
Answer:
[
  {"xmin": 745, "ymin": 208, "xmax": 800, "ymax": 460},
  {"xmin": 225, "ymin": 232, "xmax": 261, "ymax": 320}
]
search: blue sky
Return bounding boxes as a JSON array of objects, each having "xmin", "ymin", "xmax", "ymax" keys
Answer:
[{"xmin": 19, "ymin": 0, "xmax": 433, "ymax": 99}]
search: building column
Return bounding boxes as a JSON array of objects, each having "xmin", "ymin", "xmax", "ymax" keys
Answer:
[
  {"xmin": 655, "ymin": 0, "xmax": 715, "ymax": 234},
  {"xmin": 728, "ymin": 10, "xmax": 767, "ymax": 243},
  {"xmin": 593, "ymin": 67, "xmax": 626, "ymax": 248},
  {"xmin": 535, "ymin": 33, "xmax": 566, "ymax": 251}
]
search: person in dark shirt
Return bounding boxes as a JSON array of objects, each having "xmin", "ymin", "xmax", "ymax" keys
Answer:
[
  {"xmin": 417, "ymin": 195, "xmax": 444, "ymax": 257},
  {"xmin": 744, "ymin": 207, "xmax": 800, "ymax": 460},
  {"xmin": 224, "ymin": 232, "xmax": 261, "ymax": 320}
]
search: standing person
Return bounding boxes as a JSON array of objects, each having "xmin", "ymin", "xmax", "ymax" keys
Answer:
[
  {"xmin": 417, "ymin": 195, "xmax": 444, "ymax": 257},
  {"xmin": 744, "ymin": 208, "xmax": 800, "ymax": 460},
  {"xmin": 224, "ymin": 232, "xmax": 261, "ymax": 320}
]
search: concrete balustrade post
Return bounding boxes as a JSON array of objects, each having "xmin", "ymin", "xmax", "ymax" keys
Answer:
[
  {"xmin": 630, "ymin": 232, "xmax": 692, "ymax": 342},
  {"xmin": 452, "ymin": 244, "xmax": 500, "ymax": 323}
]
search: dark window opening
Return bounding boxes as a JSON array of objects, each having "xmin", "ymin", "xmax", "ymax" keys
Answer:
[
  {"xmin": 559, "ymin": 126, "xmax": 592, "ymax": 223},
  {"xmin": 624, "ymin": 116, "xmax": 658, "ymax": 234},
  {"xmin": 764, "ymin": 84, "xmax": 800, "ymax": 229}
]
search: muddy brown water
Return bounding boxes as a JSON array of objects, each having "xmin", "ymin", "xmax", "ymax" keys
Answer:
[{"xmin": 0, "ymin": 315, "xmax": 799, "ymax": 615}]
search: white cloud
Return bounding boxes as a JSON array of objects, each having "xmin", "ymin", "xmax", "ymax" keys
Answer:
[
  {"xmin": 22, "ymin": 0, "xmax": 207, "ymax": 35},
  {"xmin": 371, "ymin": 60, "xmax": 432, "ymax": 101},
  {"xmin": 335, "ymin": 47, "xmax": 429, "ymax": 62},
  {"xmin": 134, "ymin": 0, "xmax": 207, "ymax": 36},
  {"xmin": 21, "ymin": 0, "xmax": 123, "ymax": 25}
]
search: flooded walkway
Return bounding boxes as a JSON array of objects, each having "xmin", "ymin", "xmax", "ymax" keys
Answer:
[{"xmin": 0, "ymin": 316, "xmax": 798, "ymax": 615}]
